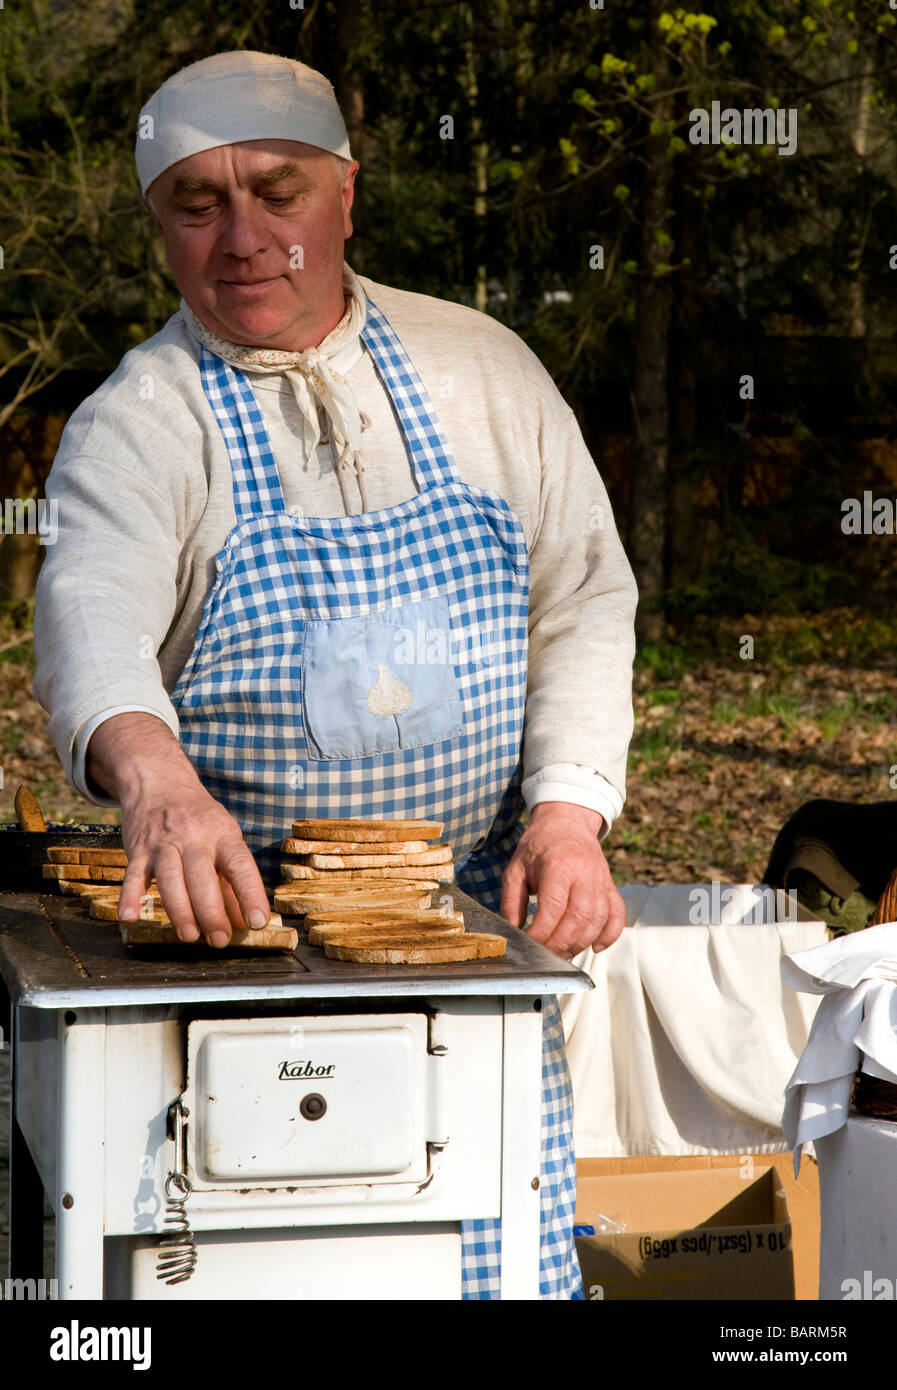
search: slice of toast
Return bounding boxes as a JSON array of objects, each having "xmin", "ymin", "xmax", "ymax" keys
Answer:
[
  {"xmin": 307, "ymin": 919, "xmax": 465, "ymax": 945},
  {"xmin": 43, "ymin": 863, "xmax": 91, "ymax": 881},
  {"xmin": 282, "ymin": 838, "xmax": 429, "ymax": 856},
  {"xmin": 15, "ymin": 786, "xmax": 47, "ymax": 832},
  {"xmin": 78, "ymin": 848, "xmax": 129, "ymax": 867},
  {"xmin": 324, "ymin": 932, "xmax": 507, "ymax": 964},
  {"xmin": 290, "ymin": 818, "xmax": 443, "ymax": 842},
  {"xmin": 300, "ymin": 844, "xmax": 453, "ymax": 870},
  {"xmin": 274, "ymin": 876, "xmax": 435, "ymax": 892},
  {"xmin": 48, "ymin": 847, "xmax": 128, "ymax": 867},
  {"xmin": 281, "ymin": 863, "xmax": 453, "ymax": 882},
  {"xmin": 89, "ymin": 866, "xmax": 127, "ymax": 882},
  {"xmin": 274, "ymin": 888, "xmax": 433, "ymax": 916},
  {"xmin": 119, "ymin": 916, "xmax": 297, "ymax": 950},
  {"xmin": 47, "ymin": 847, "xmax": 83, "ymax": 864},
  {"xmin": 61, "ymin": 881, "xmax": 160, "ymax": 900},
  {"xmin": 304, "ymin": 905, "xmax": 464, "ymax": 928}
]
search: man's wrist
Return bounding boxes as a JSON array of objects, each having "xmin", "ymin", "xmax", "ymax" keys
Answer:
[
  {"xmin": 529, "ymin": 800, "xmax": 606, "ymax": 838},
  {"xmin": 87, "ymin": 711, "xmax": 194, "ymax": 804}
]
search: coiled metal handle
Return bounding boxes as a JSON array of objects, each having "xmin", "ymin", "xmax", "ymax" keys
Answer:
[{"xmin": 156, "ymin": 1101, "xmax": 198, "ymax": 1286}]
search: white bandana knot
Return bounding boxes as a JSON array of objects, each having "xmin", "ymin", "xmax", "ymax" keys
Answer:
[{"xmin": 182, "ymin": 262, "xmax": 370, "ymax": 508}]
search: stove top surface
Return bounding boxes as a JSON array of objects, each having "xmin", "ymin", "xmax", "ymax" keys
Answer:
[{"xmin": 0, "ymin": 887, "xmax": 592, "ymax": 1007}]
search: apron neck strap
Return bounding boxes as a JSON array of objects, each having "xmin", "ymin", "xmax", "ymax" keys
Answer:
[
  {"xmin": 200, "ymin": 347, "xmax": 288, "ymax": 521},
  {"xmin": 360, "ymin": 298, "xmax": 460, "ymax": 492}
]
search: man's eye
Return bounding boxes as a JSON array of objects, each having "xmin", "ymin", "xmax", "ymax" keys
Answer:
[
  {"xmin": 265, "ymin": 196, "xmax": 293, "ymax": 206},
  {"xmin": 184, "ymin": 205, "xmax": 215, "ymax": 216}
]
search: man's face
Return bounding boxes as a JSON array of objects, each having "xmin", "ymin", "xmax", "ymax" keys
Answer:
[{"xmin": 144, "ymin": 139, "xmax": 358, "ymax": 349}]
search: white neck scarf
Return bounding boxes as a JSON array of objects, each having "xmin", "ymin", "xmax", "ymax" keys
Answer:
[{"xmin": 181, "ymin": 261, "xmax": 370, "ymax": 507}]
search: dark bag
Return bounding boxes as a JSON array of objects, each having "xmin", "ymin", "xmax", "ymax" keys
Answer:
[{"xmin": 763, "ymin": 798, "xmax": 897, "ymax": 936}]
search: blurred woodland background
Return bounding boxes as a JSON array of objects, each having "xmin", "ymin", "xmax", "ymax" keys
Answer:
[{"xmin": 0, "ymin": 0, "xmax": 896, "ymax": 883}]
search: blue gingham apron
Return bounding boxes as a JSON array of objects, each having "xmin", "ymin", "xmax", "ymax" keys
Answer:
[{"xmin": 170, "ymin": 298, "xmax": 583, "ymax": 1300}]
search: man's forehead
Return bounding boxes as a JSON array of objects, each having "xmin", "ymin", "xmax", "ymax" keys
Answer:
[{"xmin": 161, "ymin": 139, "xmax": 328, "ymax": 191}]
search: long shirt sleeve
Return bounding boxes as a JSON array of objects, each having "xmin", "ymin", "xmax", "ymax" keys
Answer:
[{"xmin": 35, "ymin": 272, "xmax": 637, "ymax": 815}]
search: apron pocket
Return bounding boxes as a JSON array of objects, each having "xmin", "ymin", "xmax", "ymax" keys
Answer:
[{"xmin": 302, "ymin": 595, "xmax": 465, "ymax": 760}]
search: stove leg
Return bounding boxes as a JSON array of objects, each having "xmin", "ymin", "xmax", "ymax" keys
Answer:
[
  {"xmin": 499, "ymin": 997, "xmax": 542, "ymax": 1300},
  {"xmin": 4, "ymin": 990, "xmax": 46, "ymax": 1283},
  {"xmin": 56, "ymin": 1007, "xmax": 106, "ymax": 1299}
]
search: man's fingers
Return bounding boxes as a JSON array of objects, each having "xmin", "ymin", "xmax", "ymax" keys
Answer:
[
  {"xmin": 217, "ymin": 839, "xmax": 270, "ymax": 929},
  {"xmin": 591, "ymin": 885, "xmax": 626, "ymax": 952},
  {"xmin": 179, "ymin": 843, "xmax": 237, "ymax": 946},
  {"xmin": 500, "ymin": 854, "xmax": 531, "ymax": 928},
  {"xmin": 117, "ymin": 856, "xmax": 155, "ymax": 924},
  {"xmin": 219, "ymin": 876, "xmax": 249, "ymax": 932},
  {"xmin": 527, "ymin": 868, "xmax": 575, "ymax": 944},
  {"xmin": 152, "ymin": 843, "xmax": 202, "ymax": 944},
  {"xmin": 538, "ymin": 877, "xmax": 601, "ymax": 958}
]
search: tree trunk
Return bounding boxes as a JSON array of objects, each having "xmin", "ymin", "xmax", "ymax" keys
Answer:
[
  {"xmin": 628, "ymin": 0, "xmax": 673, "ymax": 642},
  {"xmin": 847, "ymin": 65, "xmax": 870, "ymax": 340},
  {"xmin": 336, "ymin": 0, "xmax": 367, "ymax": 274},
  {"xmin": 0, "ymin": 534, "xmax": 42, "ymax": 603},
  {"xmin": 464, "ymin": 5, "xmax": 489, "ymax": 313},
  {"xmin": 667, "ymin": 169, "xmax": 708, "ymax": 593}
]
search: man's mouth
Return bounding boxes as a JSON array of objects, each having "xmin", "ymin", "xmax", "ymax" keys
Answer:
[{"xmin": 220, "ymin": 276, "xmax": 282, "ymax": 292}]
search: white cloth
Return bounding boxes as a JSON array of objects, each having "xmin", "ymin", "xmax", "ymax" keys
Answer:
[
  {"xmin": 782, "ymin": 922, "xmax": 897, "ymax": 1164},
  {"xmin": 135, "ymin": 51, "xmax": 351, "ymax": 194},
  {"xmin": 181, "ymin": 263, "xmax": 370, "ymax": 510},
  {"xmin": 561, "ymin": 884, "xmax": 828, "ymax": 1157}
]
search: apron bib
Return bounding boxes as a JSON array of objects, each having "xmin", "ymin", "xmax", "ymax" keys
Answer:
[
  {"xmin": 172, "ymin": 299, "xmax": 528, "ymax": 882},
  {"xmin": 170, "ymin": 298, "xmax": 582, "ymax": 1298}
]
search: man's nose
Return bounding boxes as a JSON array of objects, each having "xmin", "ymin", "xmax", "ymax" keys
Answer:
[{"xmin": 216, "ymin": 200, "xmax": 271, "ymax": 259}]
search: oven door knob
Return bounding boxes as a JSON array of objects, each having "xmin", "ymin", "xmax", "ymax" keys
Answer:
[{"xmin": 299, "ymin": 1092, "xmax": 327, "ymax": 1121}]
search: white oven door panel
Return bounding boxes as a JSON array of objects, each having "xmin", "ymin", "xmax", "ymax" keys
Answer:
[
  {"xmin": 102, "ymin": 1000, "xmax": 507, "ymax": 1231},
  {"xmin": 105, "ymin": 1224, "xmax": 462, "ymax": 1300},
  {"xmin": 187, "ymin": 1015, "xmax": 426, "ymax": 1183}
]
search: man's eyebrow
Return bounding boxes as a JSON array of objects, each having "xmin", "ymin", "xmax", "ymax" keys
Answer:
[
  {"xmin": 169, "ymin": 163, "xmax": 308, "ymax": 198},
  {"xmin": 253, "ymin": 163, "xmax": 306, "ymax": 188}
]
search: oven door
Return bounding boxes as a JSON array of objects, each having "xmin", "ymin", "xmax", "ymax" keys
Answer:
[{"xmin": 183, "ymin": 1013, "xmax": 431, "ymax": 1188}]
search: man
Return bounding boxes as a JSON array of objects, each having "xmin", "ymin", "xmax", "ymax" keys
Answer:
[{"xmin": 34, "ymin": 51, "xmax": 638, "ymax": 1299}]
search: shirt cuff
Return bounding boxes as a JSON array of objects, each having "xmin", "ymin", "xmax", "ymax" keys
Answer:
[
  {"xmin": 521, "ymin": 764, "xmax": 624, "ymax": 840},
  {"xmin": 72, "ymin": 705, "xmax": 179, "ymax": 806}
]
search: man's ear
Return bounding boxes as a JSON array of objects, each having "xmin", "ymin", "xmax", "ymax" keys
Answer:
[{"xmin": 341, "ymin": 161, "xmax": 359, "ymax": 238}]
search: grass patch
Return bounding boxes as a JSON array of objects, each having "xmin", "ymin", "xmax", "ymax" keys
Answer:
[
  {"xmin": 2, "ymin": 725, "xmax": 23, "ymax": 753},
  {"xmin": 635, "ymin": 641, "xmax": 695, "ymax": 681},
  {"xmin": 632, "ymin": 721, "xmax": 682, "ymax": 767},
  {"xmin": 644, "ymin": 688, "xmax": 680, "ymax": 706}
]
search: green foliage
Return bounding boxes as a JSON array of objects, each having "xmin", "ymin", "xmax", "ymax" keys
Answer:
[{"xmin": 2, "ymin": 0, "xmax": 897, "ymax": 628}]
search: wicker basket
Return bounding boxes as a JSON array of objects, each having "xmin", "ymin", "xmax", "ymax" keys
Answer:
[{"xmin": 851, "ymin": 864, "xmax": 897, "ymax": 1120}]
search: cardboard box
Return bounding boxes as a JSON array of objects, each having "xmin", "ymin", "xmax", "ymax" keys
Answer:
[
  {"xmin": 577, "ymin": 1153, "xmax": 819, "ymax": 1300},
  {"xmin": 575, "ymin": 1164, "xmax": 793, "ymax": 1300}
]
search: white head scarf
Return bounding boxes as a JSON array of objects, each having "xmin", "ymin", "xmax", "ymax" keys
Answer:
[{"xmin": 135, "ymin": 51, "xmax": 351, "ymax": 195}]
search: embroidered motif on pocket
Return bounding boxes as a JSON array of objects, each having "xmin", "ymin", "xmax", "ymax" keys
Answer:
[{"xmin": 302, "ymin": 595, "xmax": 465, "ymax": 760}]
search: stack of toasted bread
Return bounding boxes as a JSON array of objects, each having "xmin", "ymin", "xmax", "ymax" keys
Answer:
[
  {"xmin": 275, "ymin": 818, "xmax": 506, "ymax": 964},
  {"xmin": 43, "ymin": 845, "xmax": 296, "ymax": 950}
]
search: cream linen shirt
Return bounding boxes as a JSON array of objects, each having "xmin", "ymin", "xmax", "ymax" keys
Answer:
[{"xmin": 35, "ymin": 274, "xmax": 637, "ymax": 834}]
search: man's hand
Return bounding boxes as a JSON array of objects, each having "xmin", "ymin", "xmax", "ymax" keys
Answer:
[
  {"xmin": 500, "ymin": 801, "xmax": 625, "ymax": 959},
  {"xmin": 87, "ymin": 712, "xmax": 270, "ymax": 947}
]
